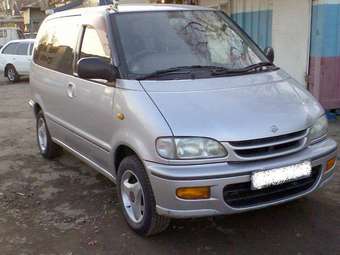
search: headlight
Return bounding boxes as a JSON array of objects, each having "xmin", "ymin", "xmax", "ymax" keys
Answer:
[
  {"xmin": 309, "ymin": 115, "xmax": 328, "ymax": 143},
  {"xmin": 156, "ymin": 137, "xmax": 227, "ymax": 160}
]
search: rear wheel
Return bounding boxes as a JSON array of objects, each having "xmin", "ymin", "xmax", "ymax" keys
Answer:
[
  {"xmin": 6, "ymin": 65, "xmax": 19, "ymax": 82},
  {"xmin": 36, "ymin": 111, "xmax": 62, "ymax": 159},
  {"xmin": 117, "ymin": 155, "xmax": 170, "ymax": 236}
]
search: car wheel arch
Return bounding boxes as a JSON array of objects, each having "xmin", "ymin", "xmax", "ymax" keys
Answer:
[
  {"xmin": 33, "ymin": 103, "xmax": 42, "ymax": 118},
  {"xmin": 5, "ymin": 63, "xmax": 17, "ymax": 77},
  {"xmin": 4, "ymin": 64, "xmax": 12, "ymax": 76},
  {"xmin": 114, "ymin": 144, "xmax": 139, "ymax": 172}
]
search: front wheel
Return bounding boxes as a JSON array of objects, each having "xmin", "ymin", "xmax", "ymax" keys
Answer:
[
  {"xmin": 6, "ymin": 65, "xmax": 19, "ymax": 82},
  {"xmin": 117, "ymin": 155, "xmax": 170, "ymax": 236}
]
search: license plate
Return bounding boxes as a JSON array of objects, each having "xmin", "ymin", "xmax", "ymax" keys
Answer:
[{"xmin": 251, "ymin": 161, "xmax": 312, "ymax": 190}]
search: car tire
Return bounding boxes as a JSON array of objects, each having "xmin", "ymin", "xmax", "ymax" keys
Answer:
[
  {"xmin": 36, "ymin": 111, "xmax": 62, "ymax": 159},
  {"xmin": 117, "ymin": 155, "xmax": 170, "ymax": 236},
  {"xmin": 6, "ymin": 65, "xmax": 19, "ymax": 83}
]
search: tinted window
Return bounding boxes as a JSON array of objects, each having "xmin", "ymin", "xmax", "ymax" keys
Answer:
[
  {"xmin": 2, "ymin": 43, "xmax": 18, "ymax": 54},
  {"xmin": 34, "ymin": 17, "xmax": 79, "ymax": 74},
  {"xmin": 80, "ymin": 27, "xmax": 110, "ymax": 62},
  {"xmin": 16, "ymin": 43, "xmax": 29, "ymax": 55}
]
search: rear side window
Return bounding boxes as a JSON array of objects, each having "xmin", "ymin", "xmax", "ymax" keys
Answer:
[
  {"xmin": 2, "ymin": 43, "xmax": 18, "ymax": 54},
  {"xmin": 16, "ymin": 43, "xmax": 29, "ymax": 55},
  {"xmin": 80, "ymin": 27, "xmax": 110, "ymax": 62},
  {"xmin": 34, "ymin": 17, "xmax": 79, "ymax": 75}
]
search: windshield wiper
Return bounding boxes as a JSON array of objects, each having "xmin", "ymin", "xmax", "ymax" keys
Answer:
[
  {"xmin": 243, "ymin": 62, "xmax": 277, "ymax": 72},
  {"xmin": 136, "ymin": 63, "xmax": 276, "ymax": 80},
  {"xmin": 212, "ymin": 62, "xmax": 277, "ymax": 76},
  {"xmin": 136, "ymin": 65, "xmax": 230, "ymax": 80}
]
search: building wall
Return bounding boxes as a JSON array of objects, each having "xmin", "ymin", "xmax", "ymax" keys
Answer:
[
  {"xmin": 229, "ymin": 0, "xmax": 272, "ymax": 50},
  {"xmin": 22, "ymin": 8, "xmax": 46, "ymax": 33},
  {"xmin": 309, "ymin": 0, "xmax": 340, "ymax": 109},
  {"xmin": 199, "ymin": 0, "xmax": 228, "ymax": 7},
  {"xmin": 272, "ymin": 0, "xmax": 311, "ymax": 85},
  {"xmin": 22, "ymin": 9, "xmax": 30, "ymax": 25},
  {"xmin": 30, "ymin": 8, "xmax": 46, "ymax": 33},
  {"xmin": 201, "ymin": 0, "xmax": 313, "ymax": 86},
  {"xmin": 199, "ymin": 0, "xmax": 272, "ymax": 50}
]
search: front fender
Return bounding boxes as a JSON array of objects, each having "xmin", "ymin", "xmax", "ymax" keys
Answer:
[{"xmin": 109, "ymin": 84, "xmax": 173, "ymax": 171}]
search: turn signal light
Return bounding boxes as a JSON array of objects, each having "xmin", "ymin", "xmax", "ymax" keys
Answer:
[
  {"xmin": 325, "ymin": 157, "xmax": 336, "ymax": 173},
  {"xmin": 176, "ymin": 186, "xmax": 210, "ymax": 200}
]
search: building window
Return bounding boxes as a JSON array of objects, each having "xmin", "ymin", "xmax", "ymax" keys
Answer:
[{"xmin": 0, "ymin": 30, "xmax": 7, "ymax": 38}]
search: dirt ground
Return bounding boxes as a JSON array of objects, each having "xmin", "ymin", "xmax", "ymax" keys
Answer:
[{"xmin": 0, "ymin": 77, "xmax": 339, "ymax": 255}]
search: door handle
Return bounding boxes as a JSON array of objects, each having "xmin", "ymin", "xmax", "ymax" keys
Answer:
[{"xmin": 66, "ymin": 82, "xmax": 76, "ymax": 98}]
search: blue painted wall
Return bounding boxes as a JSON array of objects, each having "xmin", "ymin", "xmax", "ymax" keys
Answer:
[
  {"xmin": 231, "ymin": 10, "xmax": 272, "ymax": 49},
  {"xmin": 310, "ymin": 3, "xmax": 340, "ymax": 57},
  {"xmin": 309, "ymin": 2, "xmax": 340, "ymax": 109}
]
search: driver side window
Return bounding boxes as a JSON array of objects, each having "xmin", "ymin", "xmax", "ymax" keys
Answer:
[{"xmin": 80, "ymin": 26, "xmax": 110, "ymax": 62}]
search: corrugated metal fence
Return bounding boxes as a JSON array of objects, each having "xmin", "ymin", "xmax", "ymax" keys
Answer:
[
  {"xmin": 228, "ymin": 0, "xmax": 273, "ymax": 49},
  {"xmin": 309, "ymin": 0, "xmax": 340, "ymax": 109}
]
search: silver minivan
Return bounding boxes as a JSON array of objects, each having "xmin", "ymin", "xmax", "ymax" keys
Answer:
[{"xmin": 29, "ymin": 4, "xmax": 337, "ymax": 236}]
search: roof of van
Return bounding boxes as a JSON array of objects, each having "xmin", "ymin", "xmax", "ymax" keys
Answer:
[{"xmin": 47, "ymin": 4, "xmax": 213, "ymax": 19}]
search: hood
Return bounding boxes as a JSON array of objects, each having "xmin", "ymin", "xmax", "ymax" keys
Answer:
[{"xmin": 140, "ymin": 70, "xmax": 324, "ymax": 141}]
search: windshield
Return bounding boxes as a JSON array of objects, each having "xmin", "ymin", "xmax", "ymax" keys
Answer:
[{"xmin": 113, "ymin": 10, "xmax": 268, "ymax": 78}]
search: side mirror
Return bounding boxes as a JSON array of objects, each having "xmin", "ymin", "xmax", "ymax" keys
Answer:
[
  {"xmin": 77, "ymin": 57, "xmax": 118, "ymax": 82},
  {"xmin": 264, "ymin": 47, "xmax": 274, "ymax": 63}
]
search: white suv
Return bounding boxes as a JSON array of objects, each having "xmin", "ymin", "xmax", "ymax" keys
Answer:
[{"xmin": 0, "ymin": 39, "xmax": 35, "ymax": 82}]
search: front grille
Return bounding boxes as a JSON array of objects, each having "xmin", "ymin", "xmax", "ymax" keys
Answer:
[
  {"xmin": 229, "ymin": 130, "xmax": 306, "ymax": 147},
  {"xmin": 226, "ymin": 129, "xmax": 308, "ymax": 161},
  {"xmin": 223, "ymin": 166, "xmax": 320, "ymax": 208},
  {"xmin": 236, "ymin": 140, "xmax": 301, "ymax": 158}
]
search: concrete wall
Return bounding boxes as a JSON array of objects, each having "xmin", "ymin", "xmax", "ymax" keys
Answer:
[{"xmin": 272, "ymin": 0, "xmax": 311, "ymax": 85}]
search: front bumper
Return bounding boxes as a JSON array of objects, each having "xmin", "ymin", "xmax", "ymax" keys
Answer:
[{"xmin": 145, "ymin": 138, "xmax": 337, "ymax": 218}]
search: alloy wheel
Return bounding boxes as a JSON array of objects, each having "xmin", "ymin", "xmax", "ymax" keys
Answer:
[
  {"xmin": 7, "ymin": 67, "xmax": 16, "ymax": 81},
  {"xmin": 120, "ymin": 170, "xmax": 145, "ymax": 223},
  {"xmin": 37, "ymin": 117, "xmax": 48, "ymax": 152}
]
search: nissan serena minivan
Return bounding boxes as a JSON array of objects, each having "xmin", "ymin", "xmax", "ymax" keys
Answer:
[{"xmin": 29, "ymin": 4, "xmax": 337, "ymax": 236}]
